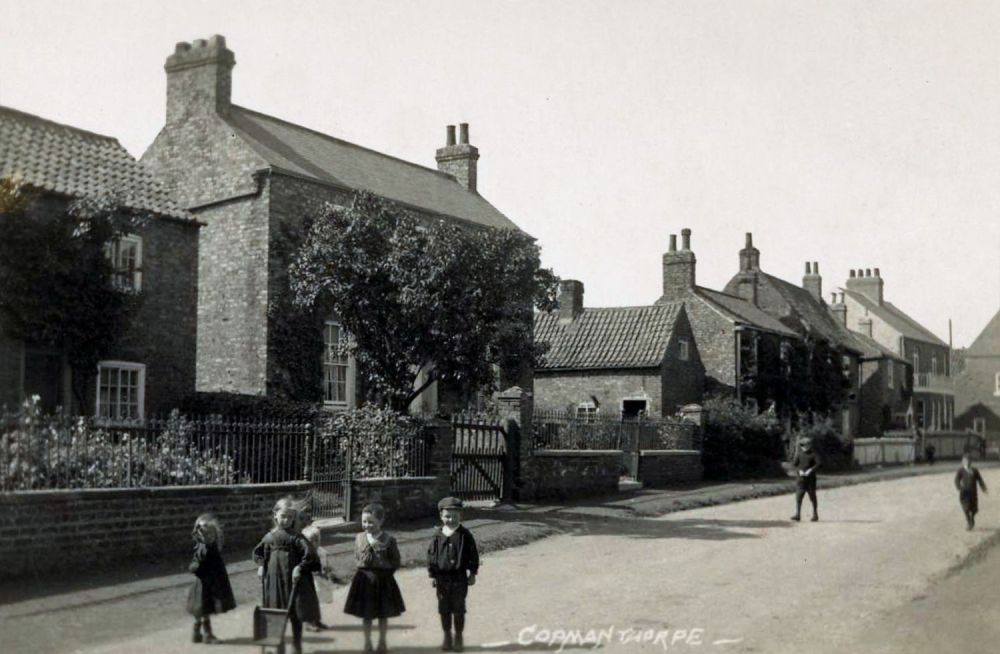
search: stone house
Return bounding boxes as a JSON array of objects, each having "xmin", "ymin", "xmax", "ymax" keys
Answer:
[
  {"xmin": 140, "ymin": 35, "xmax": 526, "ymax": 412},
  {"xmin": 954, "ymin": 308, "xmax": 1000, "ymax": 444},
  {"xmin": 837, "ymin": 269, "xmax": 953, "ymax": 431},
  {"xmin": 533, "ymin": 280, "xmax": 704, "ymax": 418},
  {"xmin": 722, "ymin": 240, "xmax": 863, "ymax": 437},
  {"xmin": 0, "ymin": 106, "xmax": 199, "ymax": 418},
  {"xmin": 654, "ymin": 230, "xmax": 799, "ymax": 402}
]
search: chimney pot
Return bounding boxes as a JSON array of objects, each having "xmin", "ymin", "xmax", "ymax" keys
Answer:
[
  {"xmin": 446, "ymin": 125, "xmax": 456, "ymax": 146},
  {"xmin": 669, "ymin": 234, "xmax": 677, "ymax": 252},
  {"xmin": 681, "ymin": 228, "xmax": 691, "ymax": 251},
  {"xmin": 874, "ymin": 267, "xmax": 880, "ymax": 277},
  {"xmin": 865, "ymin": 268, "xmax": 872, "ymax": 277},
  {"xmin": 459, "ymin": 123, "xmax": 469, "ymax": 144},
  {"xmin": 805, "ymin": 262, "xmax": 812, "ymax": 274},
  {"xmin": 813, "ymin": 261, "xmax": 819, "ymax": 274},
  {"xmin": 745, "ymin": 232, "xmax": 753, "ymax": 247}
]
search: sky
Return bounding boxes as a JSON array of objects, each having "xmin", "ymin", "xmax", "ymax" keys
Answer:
[{"xmin": 1, "ymin": 0, "xmax": 998, "ymax": 347}]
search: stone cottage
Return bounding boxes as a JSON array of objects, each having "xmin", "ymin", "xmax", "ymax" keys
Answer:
[
  {"xmin": 838, "ymin": 268, "xmax": 953, "ymax": 431},
  {"xmin": 140, "ymin": 35, "xmax": 527, "ymax": 411},
  {"xmin": 654, "ymin": 230, "xmax": 799, "ymax": 404},
  {"xmin": 0, "ymin": 105, "xmax": 199, "ymax": 418},
  {"xmin": 533, "ymin": 280, "xmax": 704, "ymax": 418}
]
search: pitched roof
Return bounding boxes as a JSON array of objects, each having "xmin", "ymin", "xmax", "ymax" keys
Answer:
[
  {"xmin": 0, "ymin": 105, "xmax": 189, "ymax": 220},
  {"xmin": 222, "ymin": 106, "xmax": 519, "ymax": 230},
  {"xmin": 750, "ymin": 272, "xmax": 862, "ymax": 353},
  {"xmin": 966, "ymin": 307, "xmax": 1000, "ymax": 356},
  {"xmin": 534, "ymin": 304, "xmax": 684, "ymax": 370},
  {"xmin": 841, "ymin": 289, "xmax": 947, "ymax": 347},
  {"xmin": 850, "ymin": 331, "xmax": 908, "ymax": 363},
  {"xmin": 693, "ymin": 287, "xmax": 799, "ymax": 337}
]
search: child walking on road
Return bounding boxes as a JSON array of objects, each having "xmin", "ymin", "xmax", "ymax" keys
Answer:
[
  {"xmin": 186, "ymin": 514, "xmax": 236, "ymax": 644},
  {"xmin": 344, "ymin": 503, "xmax": 405, "ymax": 653},
  {"xmin": 253, "ymin": 497, "xmax": 319, "ymax": 654},
  {"xmin": 791, "ymin": 437, "xmax": 821, "ymax": 522},
  {"xmin": 955, "ymin": 452, "xmax": 988, "ymax": 530},
  {"xmin": 428, "ymin": 497, "xmax": 480, "ymax": 653}
]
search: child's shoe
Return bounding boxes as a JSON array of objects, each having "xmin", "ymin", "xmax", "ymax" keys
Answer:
[
  {"xmin": 442, "ymin": 631, "xmax": 453, "ymax": 651},
  {"xmin": 191, "ymin": 624, "xmax": 203, "ymax": 644},
  {"xmin": 454, "ymin": 633, "xmax": 464, "ymax": 652}
]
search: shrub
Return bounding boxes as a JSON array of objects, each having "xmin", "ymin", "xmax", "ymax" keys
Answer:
[
  {"xmin": 179, "ymin": 392, "xmax": 320, "ymax": 420},
  {"xmin": 317, "ymin": 404, "xmax": 430, "ymax": 478},
  {"xmin": 701, "ymin": 396, "xmax": 786, "ymax": 480}
]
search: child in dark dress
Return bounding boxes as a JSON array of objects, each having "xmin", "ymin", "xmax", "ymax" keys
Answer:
[
  {"xmin": 428, "ymin": 497, "xmax": 479, "ymax": 653},
  {"xmin": 186, "ymin": 514, "xmax": 236, "ymax": 644},
  {"xmin": 293, "ymin": 501, "xmax": 327, "ymax": 632},
  {"xmin": 344, "ymin": 503, "xmax": 405, "ymax": 653},
  {"xmin": 253, "ymin": 497, "xmax": 320, "ymax": 654},
  {"xmin": 955, "ymin": 452, "xmax": 988, "ymax": 530},
  {"xmin": 791, "ymin": 437, "xmax": 821, "ymax": 522}
]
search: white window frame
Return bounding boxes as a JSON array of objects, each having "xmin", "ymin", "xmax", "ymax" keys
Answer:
[
  {"xmin": 105, "ymin": 234, "xmax": 143, "ymax": 292},
  {"xmin": 576, "ymin": 400, "xmax": 598, "ymax": 423},
  {"xmin": 887, "ymin": 361, "xmax": 894, "ymax": 389},
  {"xmin": 974, "ymin": 417, "xmax": 986, "ymax": 434},
  {"xmin": 95, "ymin": 361, "xmax": 145, "ymax": 421},
  {"xmin": 931, "ymin": 354, "xmax": 938, "ymax": 376},
  {"xmin": 678, "ymin": 338, "xmax": 690, "ymax": 362},
  {"xmin": 994, "ymin": 372, "xmax": 1000, "ymax": 396},
  {"xmin": 322, "ymin": 321, "xmax": 356, "ymax": 410}
]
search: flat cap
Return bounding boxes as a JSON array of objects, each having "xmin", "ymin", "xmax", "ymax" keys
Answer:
[{"xmin": 438, "ymin": 496, "xmax": 464, "ymax": 510}]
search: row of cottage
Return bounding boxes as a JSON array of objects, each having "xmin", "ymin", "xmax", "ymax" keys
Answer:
[{"xmin": 0, "ymin": 34, "xmax": 993, "ymax": 445}]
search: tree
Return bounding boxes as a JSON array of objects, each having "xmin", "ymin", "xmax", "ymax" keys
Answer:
[
  {"xmin": 290, "ymin": 191, "xmax": 558, "ymax": 411},
  {"xmin": 0, "ymin": 178, "xmax": 146, "ymax": 406}
]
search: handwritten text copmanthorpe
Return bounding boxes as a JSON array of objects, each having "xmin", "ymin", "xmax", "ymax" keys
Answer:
[{"xmin": 517, "ymin": 624, "xmax": 713, "ymax": 651}]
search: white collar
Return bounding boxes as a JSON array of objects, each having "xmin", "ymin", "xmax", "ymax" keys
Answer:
[{"xmin": 442, "ymin": 525, "xmax": 459, "ymax": 537}]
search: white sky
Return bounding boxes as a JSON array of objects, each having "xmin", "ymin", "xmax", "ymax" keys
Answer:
[{"xmin": 2, "ymin": 0, "xmax": 997, "ymax": 347}]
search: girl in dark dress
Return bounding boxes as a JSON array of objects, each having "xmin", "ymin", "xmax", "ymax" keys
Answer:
[
  {"xmin": 186, "ymin": 514, "xmax": 236, "ymax": 644},
  {"xmin": 253, "ymin": 497, "xmax": 319, "ymax": 654},
  {"xmin": 344, "ymin": 503, "xmax": 405, "ymax": 653}
]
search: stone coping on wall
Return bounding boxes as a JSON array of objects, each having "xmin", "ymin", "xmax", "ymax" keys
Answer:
[
  {"xmin": 853, "ymin": 438, "xmax": 915, "ymax": 445},
  {"xmin": 352, "ymin": 476, "xmax": 438, "ymax": 484},
  {"xmin": 639, "ymin": 449, "xmax": 701, "ymax": 456},
  {"xmin": 0, "ymin": 481, "xmax": 313, "ymax": 503},
  {"xmin": 533, "ymin": 449, "xmax": 623, "ymax": 457}
]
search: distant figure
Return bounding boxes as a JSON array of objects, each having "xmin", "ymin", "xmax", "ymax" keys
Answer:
[
  {"xmin": 955, "ymin": 452, "xmax": 988, "ymax": 530},
  {"xmin": 186, "ymin": 514, "xmax": 236, "ymax": 644},
  {"xmin": 925, "ymin": 442, "xmax": 936, "ymax": 465},
  {"xmin": 791, "ymin": 437, "xmax": 821, "ymax": 522}
]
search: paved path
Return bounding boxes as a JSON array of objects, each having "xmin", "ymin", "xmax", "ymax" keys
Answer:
[{"xmin": 11, "ymin": 467, "xmax": 994, "ymax": 654}]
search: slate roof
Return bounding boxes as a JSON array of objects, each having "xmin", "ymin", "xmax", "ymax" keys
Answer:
[
  {"xmin": 534, "ymin": 304, "xmax": 684, "ymax": 370},
  {"xmin": 0, "ymin": 105, "xmax": 189, "ymax": 220},
  {"xmin": 694, "ymin": 287, "xmax": 799, "ymax": 338},
  {"xmin": 850, "ymin": 331, "xmax": 908, "ymax": 363},
  {"xmin": 841, "ymin": 289, "xmax": 947, "ymax": 347},
  {"xmin": 964, "ymin": 307, "xmax": 1000, "ymax": 357},
  {"xmin": 223, "ymin": 106, "xmax": 519, "ymax": 230}
]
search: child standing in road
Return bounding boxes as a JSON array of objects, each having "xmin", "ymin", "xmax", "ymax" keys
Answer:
[
  {"xmin": 186, "ymin": 513, "xmax": 236, "ymax": 644},
  {"xmin": 344, "ymin": 503, "xmax": 405, "ymax": 653},
  {"xmin": 427, "ymin": 497, "xmax": 480, "ymax": 653},
  {"xmin": 791, "ymin": 437, "xmax": 821, "ymax": 522},
  {"xmin": 955, "ymin": 452, "xmax": 988, "ymax": 530},
  {"xmin": 253, "ymin": 497, "xmax": 319, "ymax": 654}
]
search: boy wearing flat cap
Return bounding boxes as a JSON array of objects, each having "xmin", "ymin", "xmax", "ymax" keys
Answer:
[
  {"xmin": 428, "ymin": 496, "xmax": 479, "ymax": 652},
  {"xmin": 791, "ymin": 437, "xmax": 821, "ymax": 522}
]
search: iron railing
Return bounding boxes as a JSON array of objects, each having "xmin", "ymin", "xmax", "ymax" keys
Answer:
[{"xmin": 532, "ymin": 410, "xmax": 701, "ymax": 451}]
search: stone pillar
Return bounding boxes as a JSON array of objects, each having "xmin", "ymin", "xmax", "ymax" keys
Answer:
[
  {"xmin": 496, "ymin": 386, "xmax": 534, "ymax": 501},
  {"xmin": 428, "ymin": 419, "xmax": 454, "ymax": 501}
]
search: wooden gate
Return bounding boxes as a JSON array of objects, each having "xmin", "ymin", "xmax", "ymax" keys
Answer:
[
  {"xmin": 450, "ymin": 416, "xmax": 508, "ymax": 502},
  {"xmin": 308, "ymin": 433, "xmax": 351, "ymax": 521}
]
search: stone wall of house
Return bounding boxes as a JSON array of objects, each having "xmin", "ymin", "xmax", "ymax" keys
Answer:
[
  {"xmin": 534, "ymin": 368, "xmax": 663, "ymax": 416},
  {"xmin": 662, "ymin": 310, "xmax": 705, "ymax": 413},
  {"xmin": 637, "ymin": 450, "xmax": 703, "ymax": 487},
  {"xmin": 0, "ymin": 481, "xmax": 311, "ymax": 580},
  {"xmin": 524, "ymin": 450, "xmax": 622, "ymax": 500},
  {"xmin": 682, "ymin": 297, "xmax": 738, "ymax": 395}
]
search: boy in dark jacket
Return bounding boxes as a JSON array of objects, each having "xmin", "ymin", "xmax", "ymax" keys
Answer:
[
  {"xmin": 428, "ymin": 497, "xmax": 479, "ymax": 652},
  {"xmin": 955, "ymin": 452, "xmax": 988, "ymax": 530},
  {"xmin": 791, "ymin": 437, "xmax": 821, "ymax": 522}
]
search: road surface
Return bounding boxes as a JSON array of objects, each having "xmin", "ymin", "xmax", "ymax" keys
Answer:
[{"xmin": 2, "ymin": 467, "xmax": 996, "ymax": 653}]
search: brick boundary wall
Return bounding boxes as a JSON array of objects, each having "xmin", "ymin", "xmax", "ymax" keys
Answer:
[
  {"xmin": 527, "ymin": 450, "xmax": 623, "ymax": 500},
  {"xmin": 637, "ymin": 450, "xmax": 703, "ymax": 487},
  {"xmin": 0, "ymin": 481, "xmax": 311, "ymax": 580}
]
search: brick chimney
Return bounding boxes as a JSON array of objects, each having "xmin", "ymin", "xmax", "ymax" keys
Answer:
[
  {"xmin": 661, "ymin": 228, "xmax": 696, "ymax": 300},
  {"xmin": 558, "ymin": 279, "xmax": 584, "ymax": 323},
  {"xmin": 803, "ymin": 261, "xmax": 822, "ymax": 302},
  {"xmin": 436, "ymin": 123, "xmax": 479, "ymax": 192},
  {"xmin": 739, "ymin": 232, "xmax": 760, "ymax": 272},
  {"xmin": 830, "ymin": 292, "xmax": 847, "ymax": 325},
  {"xmin": 165, "ymin": 35, "xmax": 235, "ymax": 123},
  {"xmin": 846, "ymin": 267, "xmax": 884, "ymax": 305}
]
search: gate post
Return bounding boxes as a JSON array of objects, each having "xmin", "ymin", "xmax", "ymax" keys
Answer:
[
  {"xmin": 428, "ymin": 418, "xmax": 454, "ymax": 502},
  {"xmin": 496, "ymin": 386, "xmax": 533, "ymax": 501}
]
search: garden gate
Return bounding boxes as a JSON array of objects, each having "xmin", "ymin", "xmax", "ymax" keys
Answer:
[
  {"xmin": 450, "ymin": 416, "xmax": 508, "ymax": 502},
  {"xmin": 308, "ymin": 432, "xmax": 352, "ymax": 521}
]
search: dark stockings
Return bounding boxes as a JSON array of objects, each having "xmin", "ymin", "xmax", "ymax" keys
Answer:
[{"xmin": 794, "ymin": 487, "xmax": 818, "ymax": 518}]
